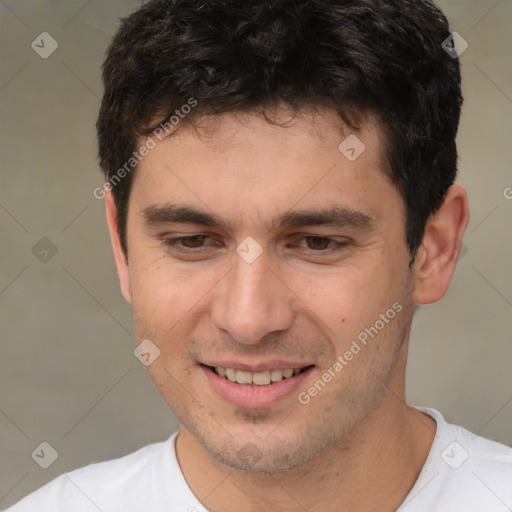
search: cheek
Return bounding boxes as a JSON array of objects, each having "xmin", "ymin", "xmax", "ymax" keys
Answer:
[
  {"xmin": 129, "ymin": 259, "xmax": 190, "ymax": 334},
  {"xmin": 286, "ymin": 261, "xmax": 399, "ymax": 338},
  {"xmin": 129, "ymin": 254, "xmax": 223, "ymax": 346}
]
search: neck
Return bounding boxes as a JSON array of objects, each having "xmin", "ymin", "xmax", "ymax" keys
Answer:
[{"xmin": 176, "ymin": 373, "xmax": 436, "ymax": 512}]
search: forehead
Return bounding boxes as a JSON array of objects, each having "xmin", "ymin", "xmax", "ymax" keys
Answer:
[
  {"xmin": 152, "ymin": 108, "xmax": 385, "ymax": 162},
  {"xmin": 129, "ymin": 109, "xmax": 399, "ymax": 231}
]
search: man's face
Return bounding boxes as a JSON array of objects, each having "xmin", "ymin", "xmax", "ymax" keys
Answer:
[{"xmin": 122, "ymin": 109, "xmax": 415, "ymax": 472}]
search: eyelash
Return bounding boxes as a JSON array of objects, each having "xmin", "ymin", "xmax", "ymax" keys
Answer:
[{"xmin": 162, "ymin": 234, "xmax": 348, "ymax": 254}]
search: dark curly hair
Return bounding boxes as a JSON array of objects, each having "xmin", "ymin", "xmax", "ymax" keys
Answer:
[{"xmin": 96, "ymin": 0, "xmax": 462, "ymax": 261}]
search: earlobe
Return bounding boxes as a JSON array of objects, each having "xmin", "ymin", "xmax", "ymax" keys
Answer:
[
  {"xmin": 413, "ymin": 185, "xmax": 469, "ymax": 304},
  {"xmin": 104, "ymin": 189, "xmax": 132, "ymax": 304}
]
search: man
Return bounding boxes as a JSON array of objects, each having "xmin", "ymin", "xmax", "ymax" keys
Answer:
[{"xmin": 7, "ymin": 0, "xmax": 512, "ymax": 511}]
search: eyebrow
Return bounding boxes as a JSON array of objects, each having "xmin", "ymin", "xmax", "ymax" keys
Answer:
[{"xmin": 142, "ymin": 203, "xmax": 375, "ymax": 232}]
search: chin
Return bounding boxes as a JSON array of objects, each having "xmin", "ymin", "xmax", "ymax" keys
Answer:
[
  {"xmin": 209, "ymin": 445, "xmax": 310, "ymax": 473},
  {"xmin": 194, "ymin": 427, "xmax": 328, "ymax": 474}
]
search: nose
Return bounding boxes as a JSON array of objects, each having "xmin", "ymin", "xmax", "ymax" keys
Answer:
[{"xmin": 211, "ymin": 247, "xmax": 294, "ymax": 345}]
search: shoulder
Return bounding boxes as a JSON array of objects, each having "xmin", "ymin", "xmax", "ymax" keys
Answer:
[
  {"xmin": 444, "ymin": 418, "xmax": 512, "ymax": 493},
  {"xmin": 4, "ymin": 436, "xmax": 175, "ymax": 512},
  {"xmin": 402, "ymin": 407, "xmax": 512, "ymax": 512},
  {"xmin": 430, "ymin": 407, "xmax": 512, "ymax": 471}
]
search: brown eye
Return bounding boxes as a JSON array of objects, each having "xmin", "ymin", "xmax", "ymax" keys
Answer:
[
  {"xmin": 180, "ymin": 235, "xmax": 207, "ymax": 248},
  {"xmin": 304, "ymin": 236, "xmax": 334, "ymax": 251},
  {"xmin": 163, "ymin": 234, "xmax": 213, "ymax": 252},
  {"xmin": 162, "ymin": 233, "xmax": 223, "ymax": 260}
]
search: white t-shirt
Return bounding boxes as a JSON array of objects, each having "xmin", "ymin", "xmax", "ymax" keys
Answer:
[{"xmin": 5, "ymin": 408, "xmax": 512, "ymax": 512}]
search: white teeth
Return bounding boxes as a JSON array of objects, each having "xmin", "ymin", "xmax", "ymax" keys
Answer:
[
  {"xmin": 235, "ymin": 370, "xmax": 253, "ymax": 384},
  {"xmin": 225, "ymin": 368, "xmax": 237, "ymax": 382},
  {"xmin": 213, "ymin": 366, "xmax": 303, "ymax": 385},
  {"xmin": 252, "ymin": 371, "xmax": 271, "ymax": 385},
  {"xmin": 270, "ymin": 369, "xmax": 284, "ymax": 381}
]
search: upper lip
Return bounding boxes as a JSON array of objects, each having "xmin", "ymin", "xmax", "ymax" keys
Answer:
[{"xmin": 201, "ymin": 360, "xmax": 314, "ymax": 372}]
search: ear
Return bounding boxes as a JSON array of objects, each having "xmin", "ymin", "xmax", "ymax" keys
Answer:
[
  {"xmin": 413, "ymin": 184, "xmax": 469, "ymax": 304},
  {"xmin": 105, "ymin": 189, "xmax": 132, "ymax": 304}
]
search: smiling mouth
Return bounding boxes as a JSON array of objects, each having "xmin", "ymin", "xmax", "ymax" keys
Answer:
[{"xmin": 202, "ymin": 364, "xmax": 314, "ymax": 386}]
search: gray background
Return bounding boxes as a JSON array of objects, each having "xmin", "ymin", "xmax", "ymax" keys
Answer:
[{"xmin": 0, "ymin": 0, "xmax": 511, "ymax": 507}]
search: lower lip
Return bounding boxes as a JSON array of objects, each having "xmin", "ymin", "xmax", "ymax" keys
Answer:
[{"xmin": 200, "ymin": 365, "xmax": 314, "ymax": 409}]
